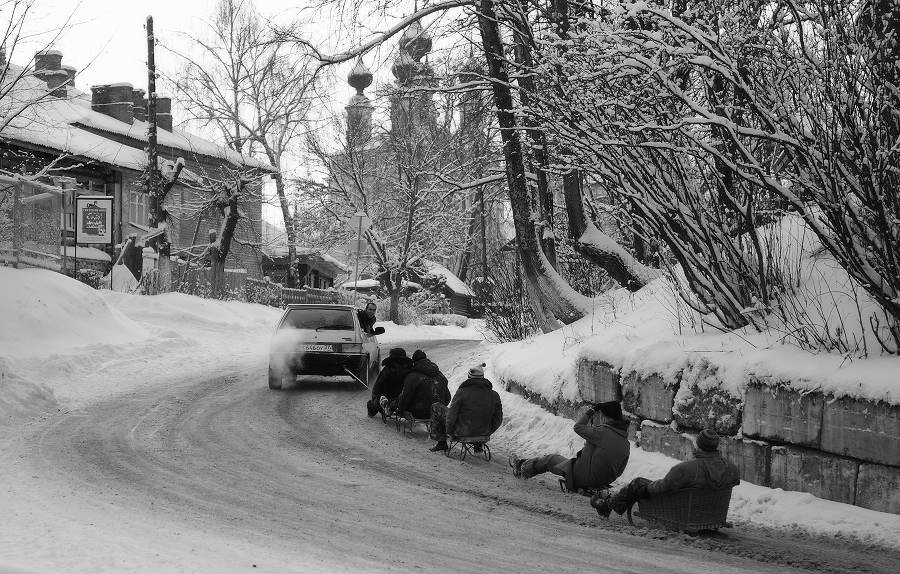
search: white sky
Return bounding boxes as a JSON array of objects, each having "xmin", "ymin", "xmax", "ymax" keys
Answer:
[
  {"xmin": 2, "ymin": 261, "xmax": 900, "ymax": 573},
  {"xmin": 18, "ymin": 1, "xmax": 307, "ymax": 94}
]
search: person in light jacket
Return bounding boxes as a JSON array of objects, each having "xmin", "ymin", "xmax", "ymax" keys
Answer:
[
  {"xmin": 509, "ymin": 401, "xmax": 631, "ymax": 493},
  {"xmin": 428, "ymin": 363, "xmax": 503, "ymax": 453}
]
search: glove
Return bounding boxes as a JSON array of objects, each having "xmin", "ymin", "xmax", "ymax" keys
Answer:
[{"xmin": 592, "ymin": 402, "xmax": 606, "ymax": 413}]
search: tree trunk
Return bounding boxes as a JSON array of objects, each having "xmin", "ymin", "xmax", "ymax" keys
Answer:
[
  {"xmin": 551, "ymin": 0, "xmax": 654, "ymax": 292},
  {"xmin": 510, "ymin": 1, "xmax": 556, "ymax": 269},
  {"xmin": 271, "ymin": 172, "xmax": 298, "ymax": 288},
  {"xmin": 477, "ymin": 0, "xmax": 585, "ymax": 329}
]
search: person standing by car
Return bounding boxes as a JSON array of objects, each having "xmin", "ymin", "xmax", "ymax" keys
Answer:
[
  {"xmin": 428, "ymin": 363, "xmax": 503, "ymax": 453},
  {"xmin": 390, "ymin": 351, "xmax": 451, "ymax": 420},
  {"xmin": 357, "ymin": 302, "xmax": 378, "ymax": 335},
  {"xmin": 367, "ymin": 348, "xmax": 413, "ymax": 417}
]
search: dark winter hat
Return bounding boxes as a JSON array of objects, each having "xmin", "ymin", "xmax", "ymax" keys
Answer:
[
  {"xmin": 596, "ymin": 401, "xmax": 623, "ymax": 421},
  {"xmin": 412, "ymin": 350, "xmax": 427, "ymax": 362},
  {"xmin": 696, "ymin": 428, "xmax": 720, "ymax": 452},
  {"xmin": 468, "ymin": 362, "xmax": 486, "ymax": 378},
  {"xmin": 382, "ymin": 347, "xmax": 408, "ymax": 366}
]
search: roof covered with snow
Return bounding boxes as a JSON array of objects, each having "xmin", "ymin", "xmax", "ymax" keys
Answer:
[
  {"xmin": 423, "ymin": 260, "xmax": 473, "ymax": 297},
  {"xmin": 1, "ymin": 66, "xmax": 273, "ymax": 174}
]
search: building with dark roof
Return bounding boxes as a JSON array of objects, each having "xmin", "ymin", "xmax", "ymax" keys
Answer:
[{"xmin": 0, "ymin": 48, "xmax": 275, "ymax": 278}]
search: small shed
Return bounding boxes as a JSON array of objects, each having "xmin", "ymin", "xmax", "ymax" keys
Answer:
[{"xmin": 422, "ymin": 260, "xmax": 474, "ymax": 317}]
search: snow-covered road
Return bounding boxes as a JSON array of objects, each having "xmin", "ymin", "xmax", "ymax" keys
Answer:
[
  {"xmin": 0, "ymin": 330, "xmax": 795, "ymax": 574},
  {"xmin": 3, "ymin": 270, "xmax": 900, "ymax": 573}
]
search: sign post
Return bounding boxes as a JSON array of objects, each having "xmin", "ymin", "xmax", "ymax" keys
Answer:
[
  {"xmin": 346, "ymin": 212, "xmax": 371, "ymax": 301},
  {"xmin": 76, "ymin": 195, "xmax": 114, "ymax": 285}
]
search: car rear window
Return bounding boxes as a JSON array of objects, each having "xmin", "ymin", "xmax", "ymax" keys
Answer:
[{"xmin": 281, "ymin": 308, "xmax": 355, "ymax": 331}]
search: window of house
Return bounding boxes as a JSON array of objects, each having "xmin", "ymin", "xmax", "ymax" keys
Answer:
[{"xmin": 129, "ymin": 190, "xmax": 148, "ymax": 227}]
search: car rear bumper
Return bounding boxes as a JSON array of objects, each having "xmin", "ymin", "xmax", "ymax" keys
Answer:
[{"xmin": 270, "ymin": 352, "xmax": 367, "ymax": 377}]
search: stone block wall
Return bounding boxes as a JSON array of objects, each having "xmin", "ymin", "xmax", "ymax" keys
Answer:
[
  {"xmin": 743, "ymin": 380, "xmax": 824, "ymax": 447},
  {"xmin": 499, "ymin": 359, "xmax": 900, "ymax": 515},
  {"xmin": 820, "ymin": 396, "xmax": 900, "ymax": 467},
  {"xmin": 770, "ymin": 445, "xmax": 858, "ymax": 505},
  {"xmin": 622, "ymin": 372, "xmax": 675, "ymax": 423},
  {"xmin": 576, "ymin": 359, "xmax": 619, "ymax": 402}
]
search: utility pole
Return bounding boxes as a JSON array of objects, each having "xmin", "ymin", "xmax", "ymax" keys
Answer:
[{"xmin": 146, "ymin": 16, "xmax": 159, "ymax": 234}]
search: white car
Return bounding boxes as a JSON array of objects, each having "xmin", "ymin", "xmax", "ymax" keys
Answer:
[{"xmin": 268, "ymin": 304, "xmax": 383, "ymax": 390}]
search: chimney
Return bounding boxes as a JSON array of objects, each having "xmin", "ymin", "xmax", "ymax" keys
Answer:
[
  {"xmin": 62, "ymin": 64, "xmax": 76, "ymax": 88},
  {"xmin": 33, "ymin": 49, "xmax": 67, "ymax": 98},
  {"xmin": 91, "ymin": 82, "xmax": 134, "ymax": 124},
  {"xmin": 132, "ymin": 88, "xmax": 146, "ymax": 122},
  {"xmin": 34, "ymin": 49, "xmax": 62, "ymax": 72},
  {"xmin": 156, "ymin": 96, "xmax": 173, "ymax": 131}
]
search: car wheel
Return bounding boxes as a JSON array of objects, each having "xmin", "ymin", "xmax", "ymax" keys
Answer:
[
  {"xmin": 268, "ymin": 365, "xmax": 283, "ymax": 390},
  {"xmin": 368, "ymin": 357, "xmax": 381, "ymax": 387}
]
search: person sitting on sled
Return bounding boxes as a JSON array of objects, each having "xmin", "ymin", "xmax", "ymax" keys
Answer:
[
  {"xmin": 509, "ymin": 401, "xmax": 630, "ymax": 494},
  {"xmin": 428, "ymin": 363, "xmax": 503, "ymax": 453},
  {"xmin": 593, "ymin": 428, "xmax": 740, "ymax": 518}
]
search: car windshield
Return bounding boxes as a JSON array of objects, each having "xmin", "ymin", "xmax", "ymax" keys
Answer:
[{"xmin": 281, "ymin": 308, "xmax": 355, "ymax": 331}]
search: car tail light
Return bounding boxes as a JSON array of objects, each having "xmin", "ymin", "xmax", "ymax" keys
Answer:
[{"xmin": 339, "ymin": 343, "xmax": 363, "ymax": 353}]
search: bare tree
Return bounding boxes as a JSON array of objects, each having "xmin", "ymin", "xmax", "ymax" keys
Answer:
[
  {"xmin": 167, "ymin": 0, "xmax": 318, "ymax": 287},
  {"xmin": 306, "ymin": 57, "xmax": 496, "ymax": 323},
  {"xmin": 522, "ymin": 1, "xmax": 900, "ymax": 349}
]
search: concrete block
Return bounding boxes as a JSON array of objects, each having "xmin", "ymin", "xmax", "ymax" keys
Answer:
[
  {"xmin": 639, "ymin": 422, "xmax": 694, "ymax": 462},
  {"xmin": 576, "ymin": 358, "xmax": 620, "ymax": 403},
  {"xmin": 821, "ymin": 396, "xmax": 900, "ymax": 467},
  {"xmin": 533, "ymin": 393, "xmax": 557, "ymax": 415},
  {"xmin": 624, "ymin": 413, "xmax": 640, "ymax": 444},
  {"xmin": 504, "ymin": 379, "xmax": 529, "ymax": 400},
  {"xmin": 856, "ymin": 463, "xmax": 900, "ymax": 515},
  {"xmin": 770, "ymin": 445, "xmax": 858, "ymax": 505},
  {"xmin": 674, "ymin": 384, "xmax": 742, "ymax": 436},
  {"xmin": 621, "ymin": 372, "xmax": 675, "ymax": 423},
  {"xmin": 743, "ymin": 379, "xmax": 823, "ymax": 447},
  {"xmin": 718, "ymin": 435, "xmax": 770, "ymax": 487}
]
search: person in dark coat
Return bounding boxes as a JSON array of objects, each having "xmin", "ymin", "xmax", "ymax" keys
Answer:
[
  {"xmin": 594, "ymin": 428, "xmax": 740, "ymax": 518},
  {"xmin": 390, "ymin": 352, "xmax": 450, "ymax": 419},
  {"xmin": 429, "ymin": 363, "xmax": 503, "ymax": 452},
  {"xmin": 411, "ymin": 349, "xmax": 448, "ymax": 386},
  {"xmin": 510, "ymin": 401, "xmax": 630, "ymax": 493},
  {"xmin": 366, "ymin": 348, "xmax": 413, "ymax": 417}
]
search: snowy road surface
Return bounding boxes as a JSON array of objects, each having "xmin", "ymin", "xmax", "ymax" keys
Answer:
[
  {"xmin": 1, "ymin": 338, "xmax": 771, "ymax": 574},
  {"xmin": 2, "ymin": 298, "xmax": 900, "ymax": 573}
]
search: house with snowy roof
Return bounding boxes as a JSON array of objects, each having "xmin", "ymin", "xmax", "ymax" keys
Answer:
[
  {"xmin": 0, "ymin": 48, "xmax": 274, "ymax": 278},
  {"xmin": 259, "ymin": 219, "xmax": 349, "ymax": 288}
]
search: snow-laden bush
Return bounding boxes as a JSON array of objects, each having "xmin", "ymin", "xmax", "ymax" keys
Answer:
[{"xmin": 420, "ymin": 313, "xmax": 468, "ymax": 328}]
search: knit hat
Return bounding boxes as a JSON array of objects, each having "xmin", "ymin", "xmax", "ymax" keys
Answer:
[
  {"xmin": 412, "ymin": 350, "xmax": 427, "ymax": 362},
  {"xmin": 696, "ymin": 428, "xmax": 720, "ymax": 452},
  {"xmin": 468, "ymin": 363, "xmax": 486, "ymax": 378},
  {"xmin": 595, "ymin": 401, "xmax": 623, "ymax": 421}
]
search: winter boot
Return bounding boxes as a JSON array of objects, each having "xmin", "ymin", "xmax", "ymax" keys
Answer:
[
  {"xmin": 508, "ymin": 454, "xmax": 525, "ymax": 478},
  {"xmin": 429, "ymin": 440, "xmax": 449, "ymax": 452},
  {"xmin": 592, "ymin": 494, "xmax": 612, "ymax": 519},
  {"xmin": 472, "ymin": 443, "xmax": 484, "ymax": 454}
]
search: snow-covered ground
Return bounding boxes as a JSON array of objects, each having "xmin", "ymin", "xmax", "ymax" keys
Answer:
[{"xmin": 1, "ymin": 265, "xmax": 899, "ymax": 571}]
